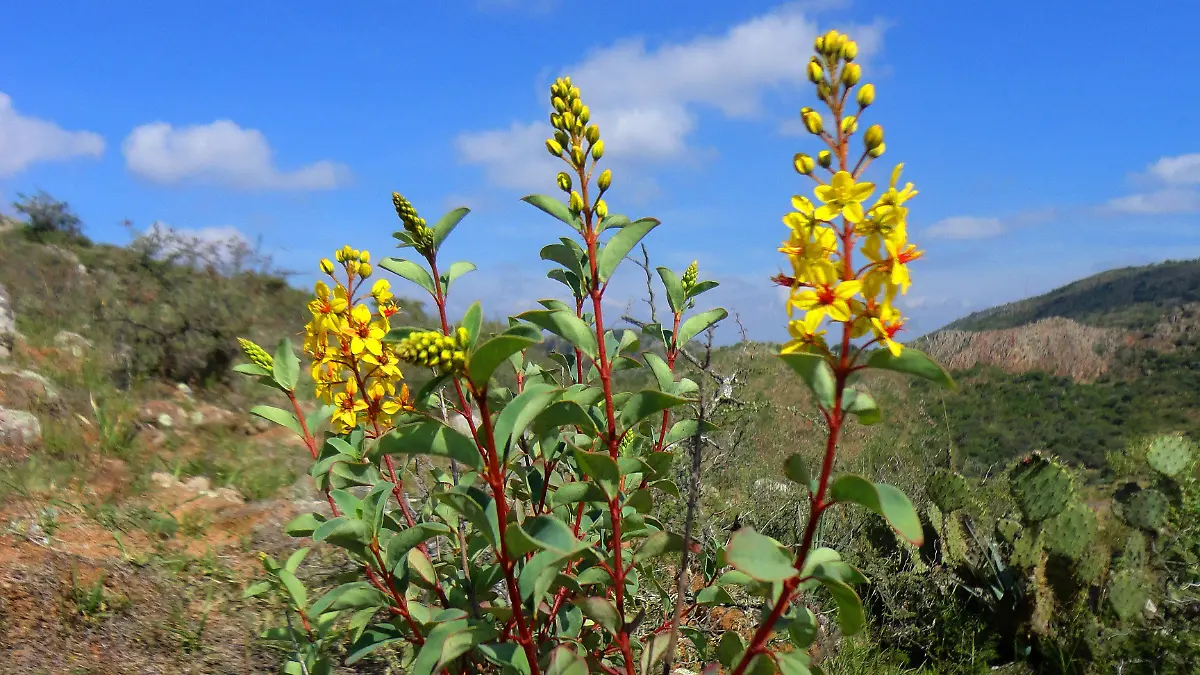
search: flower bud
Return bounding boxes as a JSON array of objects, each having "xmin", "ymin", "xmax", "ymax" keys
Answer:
[
  {"xmin": 571, "ymin": 146, "xmax": 585, "ymax": 167},
  {"xmin": 841, "ymin": 40, "xmax": 858, "ymax": 61},
  {"xmin": 595, "ymin": 199, "xmax": 608, "ymax": 219},
  {"xmin": 585, "ymin": 125, "xmax": 600, "ymax": 145},
  {"xmin": 569, "ymin": 86, "xmax": 580, "ymax": 99},
  {"xmin": 546, "ymin": 139, "xmax": 564, "ymax": 157},
  {"xmin": 552, "ymin": 97, "xmax": 566, "ymax": 112},
  {"xmin": 320, "ymin": 258, "xmax": 335, "ymax": 274},
  {"xmin": 359, "ymin": 262, "xmax": 372, "ymax": 278},
  {"xmin": 570, "ymin": 98, "xmax": 583, "ymax": 116},
  {"xmin": 856, "ymin": 83, "xmax": 875, "ymax": 107},
  {"xmin": 598, "ymin": 168, "xmax": 612, "ymax": 192},
  {"xmin": 579, "ymin": 105, "xmax": 590, "ymax": 125},
  {"xmin": 551, "ymin": 112, "xmax": 562, "ymax": 129},
  {"xmin": 682, "ymin": 260, "xmax": 698, "ymax": 291},
  {"xmin": 816, "ymin": 81, "xmax": 832, "ymax": 101},
  {"xmin": 841, "ymin": 63, "xmax": 861, "ymax": 87},
  {"xmin": 864, "ymin": 124, "xmax": 884, "ymax": 150},
  {"xmin": 793, "ymin": 153, "xmax": 815, "ymax": 175},
  {"xmin": 557, "ymin": 172, "xmax": 572, "ymax": 192},
  {"xmin": 358, "ymin": 250, "xmax": 370, "ymax": 263},
  {"xmin": 868, "ymin": 142, "xmax": 886, "ymax": 158},
  {"xmin": 562, "ymin": 111, "xmax": 575, "ymax": 129},
  {"xmin": 555, "ymin": 131, "xmax": 570, "ymax": 148},
  {"xmin": 817, "ymin": 150, "xmax": 832, "ymax": 168},
  {"xmin": 238, "ymin": 338, "xmax": 274, "ymax": 370},
  {"xmin": 841, "ymin": 115, "xmax": 858, "ymax": 134},
  {"xmin": 569, "ymin": 191, "xmax": 583, "ymax": 214},
  {"xmin": 803, "ymin": 110, "xmax": 824, "ymax": 135},
  {"xmin": 807, "ymin": 59, "xmax": 824, "ymax": 84},
  {"xmin": 823, "ymin": 30, "xmax": 840, "ymax": 54},
  {"xmin": 591, "ymin": 139, "xmax": 605, "ymax": 161}
]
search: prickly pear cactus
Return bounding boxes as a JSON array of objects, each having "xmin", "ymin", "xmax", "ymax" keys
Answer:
[
  {"xmin": 1043, "ymin": 502, "xmax": 1099, "ymax": 560},
  {"xmin": 1117, "ymin": 531, "xmax": 1148, "ymax": 570},
  {"xmin": 943, "ymin": 512, "xmax": 969, "ymax": 565},
  {"xmin": 926, "ymin": 469, "xmax": 971, "ymax": 513},
  {"xmin": 1075, "ymin": 541, "xmax": 1109, "ymax": 585},
  {"xmin": 1107, "ymin": 569, "xmax": 1150, "ymax": 621},
  {"xmin": 995, "ymin": 517, "xmax": 1022, "ymax": 544},
  {"xmin": 1119, "ymin": 488, "xmax": 1169, "ymax": 531},
  {"xmin": 1010, "ymin": 453, "xmax": 1073, "ymax": 523},
  {"xmin": 1146, "ymin": 434, "xmax": 1194, "ymax": 478},
  {"xmin": 1011, "ymin": 529, "xmax": 1043, "ymax": 569}
]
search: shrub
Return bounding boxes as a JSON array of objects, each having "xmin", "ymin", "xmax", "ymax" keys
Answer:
[{"xmin": 239, "ymin": 29, "xmax": 955, "ymax": 675}]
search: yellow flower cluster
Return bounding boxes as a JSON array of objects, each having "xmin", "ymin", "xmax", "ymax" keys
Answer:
[
  {"xmin": 392, "ymin": 192, "xmax": 435, "ymax": 254},
  {"xmin": 305, "ymin": 247, "xmax": 411, "ymax": 433},
  {"xmin": 393, "ymin": 328, "xmax": 469, "ymax": 375},
  {"xmin": 777, "ymin": 30, "xmax": 924, "ymax": 359}
]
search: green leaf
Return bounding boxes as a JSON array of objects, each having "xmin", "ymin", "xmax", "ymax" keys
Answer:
[
  {"xmin": 440, "ymin": 261, "xmax": 476, "ymax": 290},
  {"xmin": 379, "ymin": 258, "xmax": 437, "ymax": 295},
  {"xmin": 830, "ymin": 475, "xmax": 923, "ymax": 545},
  {"xmin": 285, "ymin": 512, "xmax": 326, "ymax": 537},
  {"xmin": 518, "ymin": 309, "xmax": 598, "ymax": 359},
  {"xmin": 277, "ymin": 569, "xmax": 307, "ymax": 610},
  {"xmin": 778, "ymin": 353, "xmax": 837, "ymax": 409},
  {"xmin": 656, "ymin": 267, "xmax": 685, "ymax": 314},
  {"xmin": 787, "ymin": 607, "xmax": 819, "ymax": 648},
  {"xmin": 687, "ymin": 279, "xmax": 719, "ymax": 299},
  {"xmin": 813, "ymin": 569, "xmax": 866, "ymax": 635},
  {"xmin": 532, "ymin": 400, "xmax": 598, "ymax": 436},
  {"xmin": 619, "ymin": 389, "xmax": 689, "ymax": 432},
  {"xmin": 639, "ymin": 632, "xmax": 672, "ymax": 675},
  {"xmin": 272, "ymin": 338, "xmax": 299, "ymax": 391},
  {"xmin": 550, "ymin": 481, "xmax": 608, "ymax": 507},
  {"xmin": 574, "ymin": 449, "xmax": 620, "ymax": 499},
  {"xmin": 664, "ymin": 418, "xmax": 715, "ymax": 447},
  {"xmin": 385, "ymin": 522, "xmax": 452, "ymax": 572},
  {"xmin": 644, "ymin": 353, "xmax": 674, "ymax": 393},
  {"xmin": 725, "ymin": 528, "xmax": 797, "ymax": 582},
  {"xmin": 233, "ymin": 362, "xmax": 270, "ymax": 378},
  {"xmin": 478, "ymin": 644, "xmax": 531, "ymax": 675},
  {"xmin": 716, "ymin": 631, "xmax": 745, "ymax": 668},
  {"xmin": 597, "ymin": 217, "xmax": 659, "ymax": 282},
  {"xmin": 346, "ymin": 625, "xmax": 406, "ymax": 664},
  {"xmin": 574, "ymin": 597, "xmax": 620, "ymax": 635},
  {"xmin": 407, "ymin": 548, "xmax": 438, "ymax": 586},
  {"xmin": 432, "ymin": 207, "xmax": 470, "ymax": 250},
  {"xmin": 314, "ymin": 518, "xmax": 372, "ymax": 553},
  {"xmin": 676, "ymin": 308, "xmax": 728, "ymax": 347},
  {"xmin": 546, "ymin": 645, "xmax": 589, "ymax": 675},
  {"xmin": 468, "ymin": 329, "xmax": 541, "ymax": 387},
  {"xmin": 250, "ymin": 405, "xmax": 303, "ymax": 437},
  {"xmin": 635, "ymin": 530, "xmax": 684, "ymax": 562},
  {"xmin": 284, "ymin": 547, "xmax": 310, "ymax": 573},
  {"xmin": 866, "ymin": 346, "xmax": 956, "ymax": 389},
  {"xmin": 309, "ymin": 582, "xmax": 389, "ymax": 616},
  {"xmin": 492, "ymin": 383, "xmax": 559, "ymax": 454},
  {"xmin": 378, "ymin": 420, "xmax": 485, "ymax": 472},
  {"xmin": 522, "ymin": 194, "xmax": 581, "ymax": 231},
  {"xmin": 242, "ymin": 581, "xmax": 272, "ymax": 599},
  {"xmin": 843, "ymin": 389, "xmax": 882, "ymax": 425},
  {"xmin": 784, "ymin": 454, "xmax": 811, "ymax": 488},
  {"xmin": 505, "ymin": 515, "xmax": 582, "ymax": 558},
  {"xmin": 436, "ymin": 491, "xmax": 500, "ymax": 549},
  {"xmin": 461, "ymin": 300, "xmax": 483, "ymax": 348}
]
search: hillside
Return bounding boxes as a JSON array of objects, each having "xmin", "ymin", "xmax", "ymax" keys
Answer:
[{"xmin": 912, "ymin": 258, "xmax": 1200, "ymax": 472}]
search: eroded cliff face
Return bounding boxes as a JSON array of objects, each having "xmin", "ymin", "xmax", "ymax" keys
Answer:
[{"xmin": 918, "ymin": 304, "xmax": 1200, "ymax": 382}]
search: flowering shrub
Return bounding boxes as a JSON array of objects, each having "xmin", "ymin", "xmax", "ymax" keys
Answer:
[{"xmin": 240, "ymin": 28, "xmax": 954, "ymax": 675}]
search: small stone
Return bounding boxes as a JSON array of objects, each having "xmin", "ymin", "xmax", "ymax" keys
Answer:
[
  {"xmin": 183, "ymin": 476, "xmax": 211, "ymax": 492},
  {"xmin": 156, "ymin": 413, "xmax": 174, "ymax": 429},
  {"xmin": 0, "ymin": 407, "xmax": 41, "ymax": 446},
  {"xmin": 53, "ymin": 330, "xmax": 93, "ymax": 358},
  {"xmin": 0, "ymin": 283, "xmax": 15, "ymax": 361}
]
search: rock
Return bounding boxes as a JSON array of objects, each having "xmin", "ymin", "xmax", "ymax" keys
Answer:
[
  {"xmin": 0, "ymin": 367, "xmax": 59, "ymax": 404},
  {"xmin": 175, "ymin": 382, "xmax": 193, "ymax": 399},
  {"xmin": 139, "ymin": 400, "xmax": 185, "ymax": 429},
  {"xmin": 53, "ymin": 330, "xmax": 93, "ymax": 358},
  {"xmin": 46, "ymin": 245, "xmax": 87, "ymax": 276},
  {"xmin": 0, "ymin": 407, "xmax": 41, "ymax": 447},
  {"xmin": 155, "ymin": 413, "xmax": 174, "ymax": 428},
  {"xmin": 183, "ymin": 476, "xmax": 212, "ymax": 492},
  {"xmin": 0, "ymin": 283, "xmax": 15, "ymax": 360}
]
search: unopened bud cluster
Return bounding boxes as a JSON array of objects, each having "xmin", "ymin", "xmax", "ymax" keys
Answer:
[
  {"xmin": 394, "ymin": 328, "xmax": 469, "ymax": 375},
  {"xmin": 798, "ymin": 29, "xmax": 886, "ymax": 162},
  {"xmin": 682, "ymin": 260, "xmax": 699, "ymax": 293},
  {"xmin": 546, "ymin": 76, "xmax": 604, "ymax": 167},
  {"xmin": 327, "ymin": 245, "xmax": 373, "ymax": 278},
  {"xmin": 237, "ymin": 338, "xmax": 274, "ymax": 370},
  {"xmin": 392, "ymin": 192, "xmax": 435, "ymax": 253}
]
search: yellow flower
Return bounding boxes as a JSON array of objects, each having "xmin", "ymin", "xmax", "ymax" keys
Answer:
[
  {"xmin": 361, "ymin": 347, "xmax": 403, "ymax": 380},
  {"xmin": 783, "ymin": 195, "xmax": 821, "ymax": 236},
  {"xmin": 863, "ymin": 238, "xmax": 923, "ymax": 295},
  {"xmin": 781, "ymin": 311, "xmax": 828, "ymax": 354},
  {"xmin": 332, "ymin": 379, "xmax": 368, "ymax": 431},
  {"xmin": 345, "ymin": 304, "xmax": 386, "ymax": 357},
  {"xmin": 371, "ymin": 279, "xmax": 394, "ymax": 304},
  {"xmin": 877, "ymin": 163, "xmax": 918, "ymax": 207},
  {"xmin": 309, "ymin": 282, "xmax": 349, "ymax": 333},
  {"xmin": 788, "ymin": 260, "xmax": 862, "ymax": 323},
  {"xmin": 814, "ymin": 171, "xmax": 874, "ymax": 223},
  {"xmin": 870, "ymin": 306, "xmax": 906, "ymax": 357}
]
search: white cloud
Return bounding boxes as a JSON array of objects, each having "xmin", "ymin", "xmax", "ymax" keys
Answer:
[
  {"xmin": 0, "ymin": 92, "xmax": 105, "ymax": 177},
  {"xmin": 925, "ymin": 216, "xmax": 1004, "ymax": 240},
  {"xmin": 456, "ymin": 4, "xmax": 884, "ymax": 191},
  {"xmin": 1147, "ymin": 153, "xmax": 1200, "ymax": 186},
  {"xmin": 122, "ymin": 120, "xmax": 350, "ymax": 190},
  {"xmin": 1106, "ymin": 188, "xmax": 1200, "ymax": 215}
]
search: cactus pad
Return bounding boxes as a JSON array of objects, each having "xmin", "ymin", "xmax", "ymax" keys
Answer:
[
  {"xmin": 1107, "ymin": 569, "xmax": 1150, "ymax": 621},
  {"xmin": 1119, "ymin": 488, "xmax": 1169, "ymax": 531},
  {"xmin": 1074, "ymin": 541, "xmax": 1109, "ymax": 586},
  {"xmin": 1146, "ymin": 435, "xmax": 1193, "ymax": 478},
  {"xmin": 1118, "ymin": 531, "xmax": 1147, "ymax": 570},
  {"xmin": 926, "ymin": 470, "xmax": 971, "ymax": 513},
  {"xmin": 1010, "ymin": 530, "xmax": 1042, "ymax": 569},
  {"xmin": 995, "ymin": 518, "xmax": 1022, "ymax": 544},
  {"xmin": 1009, "ymin": 453, "xmax": 1073, "ymax": 522},
  {"xmin": 1043, "ymin": 502, "xmax": 1099, "ymax": 560}
]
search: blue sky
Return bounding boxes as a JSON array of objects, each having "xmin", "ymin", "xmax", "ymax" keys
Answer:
[{"xmin": 2, "ymin": 0, "xmax": 1199, "ymax": 343}]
